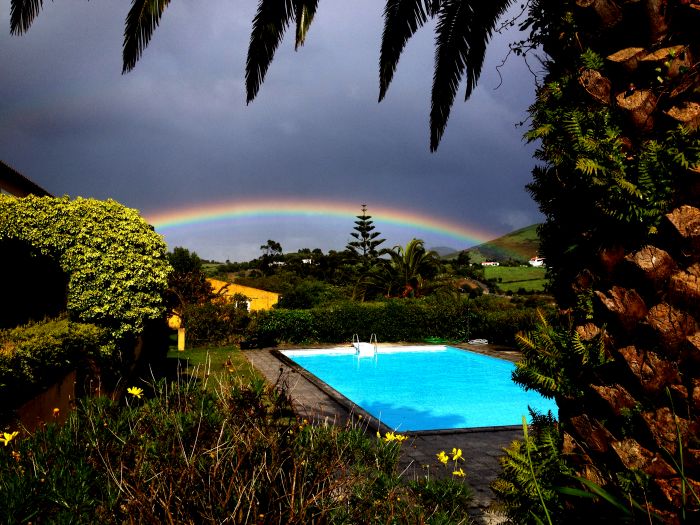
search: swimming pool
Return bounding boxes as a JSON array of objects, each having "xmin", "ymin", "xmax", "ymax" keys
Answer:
[{"xmin": 282, "ymin": 345, "xmax": 558, "ymax": 431}]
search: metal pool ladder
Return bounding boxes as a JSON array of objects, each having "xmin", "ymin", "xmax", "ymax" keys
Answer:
[{"xmin": 352, "ymin": 333, "xmax": 378, "ymax": 357}]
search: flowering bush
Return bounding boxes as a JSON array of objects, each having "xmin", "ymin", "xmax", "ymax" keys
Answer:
[{"xmin": 0, "ymin": 374, "xmax": 473, "ymax": 524}]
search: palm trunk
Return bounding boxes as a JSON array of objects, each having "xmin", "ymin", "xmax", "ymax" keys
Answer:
[{"xmin": 530, "ymin": 0, "xmax": 700, "ymax": 520}]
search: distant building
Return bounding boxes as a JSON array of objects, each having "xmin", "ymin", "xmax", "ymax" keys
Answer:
[
  {"xmin": 529, "ymin": 257, "xmax": 546, "ymax": 267},
  {"xmin": 207, "ymin": 278, "xmax": 280, "ymax": 312},
  {"xmin": 167, "ymin": 279, "xmax": 280, "ymax": 330},
  {"xmin": 0, "ymin": 160, "xmax": 52, "ymax": 197},
  {"xmin": 481, "ymin": 261, "xmax": 499, "ymax": 267}
]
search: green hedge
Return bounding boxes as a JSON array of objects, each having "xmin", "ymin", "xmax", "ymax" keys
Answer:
[
  {"xmin": 0, "ymin": 317, "xmax": 108, "ymax": 410},
  {"xmin": 246, "ymin": 297, "xmax": 546, "ymax": 347}
]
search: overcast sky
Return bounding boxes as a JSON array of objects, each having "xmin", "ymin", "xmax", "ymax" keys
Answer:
[{"xmin": 1, "ymin": 0, "xmax": 543, "ymax": 261}]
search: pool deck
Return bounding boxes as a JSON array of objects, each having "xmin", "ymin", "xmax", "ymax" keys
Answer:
[{"xmin": 244, "ymin": 344, "xmax": 524, "ymax": 524}]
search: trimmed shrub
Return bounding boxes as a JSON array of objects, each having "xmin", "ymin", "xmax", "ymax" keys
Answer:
[
  {"xmin": 246, "ymin": 297, "xmax": 548, "ymax": 347},
  {"xmin": 249, "ymin": 309, "xmax": 318, "ymax": 345},
  {"xmin": 0, "ymin": 317, "xmax": 108, "ymax": 412}
]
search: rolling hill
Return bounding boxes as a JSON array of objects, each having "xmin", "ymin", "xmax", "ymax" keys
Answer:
[{"xmin": 445, "ymin": 224, "xmax": 542, "ymax": 264}]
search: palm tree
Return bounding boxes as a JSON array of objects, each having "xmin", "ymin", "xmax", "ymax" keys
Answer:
[
  {"xmin": 244, "ymin": 0, "xmax": 514, "ymax": 151},
  {"xmin": 243, "ymin": 1, "xmax": 700, "ymax": 517},
  {"xmin": 372, "ymin": 238, "xmax": 442, "ymax": 298},
  {"xmin": 514, "ymin": 2, "xmax": 700, "ymax": 520}
]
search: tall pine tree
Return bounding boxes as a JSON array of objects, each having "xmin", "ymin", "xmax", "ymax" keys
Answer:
[{"xmin": 346, "ymin": 204, "xmax": 385, "ymax": 262}]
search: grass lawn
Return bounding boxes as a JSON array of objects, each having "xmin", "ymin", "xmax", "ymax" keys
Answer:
[
  {"xmin": 165, "ymin": 341, "xmax": 262, "ymax": 389},
  {"xmin": 484, "ymin": 266, "xmax": 548, "ymax": 292}
]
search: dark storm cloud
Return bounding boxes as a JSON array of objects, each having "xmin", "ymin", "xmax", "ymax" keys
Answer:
[{"xmin": 1, "ymin": 0, "xmax": 542, "ymax": 261}]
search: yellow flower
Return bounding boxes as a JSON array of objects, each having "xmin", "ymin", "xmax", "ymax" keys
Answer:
[
  {"xmin": 127, "ymin": 386, "xmax": 144, "ymax": 399},
  {"xmin": 451, "ymin": 447, "xmax": 463, "ymax": 462},
  {"xmin": 52, "ymin": 408, "xmax": 60, "ymax": 417},
  {"xmin": 436, "ymin": 450, "xmax": 449, "ymax": 465},
  {"xmin": 452, "ymin": 468, "xmax": 466, "ymax": 477},
  {"xmin": 382, "ymin": 431, "xmax": 408, "ymax": 443},
  {"xmin": 1, "ymin": 431, "xmax": 19, "ymax": 446}
]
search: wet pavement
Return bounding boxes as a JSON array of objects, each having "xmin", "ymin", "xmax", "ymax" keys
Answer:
[{"xmin": 244, "ymin": 345, "xmax": 525, "ymax": 524}]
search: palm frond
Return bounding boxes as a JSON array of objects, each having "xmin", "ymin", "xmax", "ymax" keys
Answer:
[
  {"xmin": 294, "ymin": 0, "xmax": 319, "ymax": 49},
  {"xmin": 378, "ymin": 0, "xmax": 435, "ymax": 102},
  {"xmin": 460, "ymin": 0, "xmax": 512, "ymax": 100},
  {"xmin": 10, "ymin": 0, "xmax": 43, "ymax": 35},
  {"xmin": 429, "ymin": 0, "xmax": 513, "ymax": 151},
  {"xmin": 246, "ymin": 0, "xmax": 295, "ymax": 104},
  {"xmin": 122, "ymin": 0, "xmax": 172, "ymax": 74}
]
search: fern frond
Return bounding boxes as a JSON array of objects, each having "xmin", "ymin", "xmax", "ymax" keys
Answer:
[{"xmin": 576, "ymin": 157, "xmax": 605, "ymax": 176}]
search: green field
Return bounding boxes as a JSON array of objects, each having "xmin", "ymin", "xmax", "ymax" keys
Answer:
[{"xmin": 483, "ymin": 265, "xmax": 547, "ymax": 292}]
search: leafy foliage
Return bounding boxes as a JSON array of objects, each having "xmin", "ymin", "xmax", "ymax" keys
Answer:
[
  {"xmin": 429, "ymin": 0, "xmax": 514, "ymax": 150},
  {"xmin": 0, "ymin": 376, "xmax": 472, "ymax": 524},
  {"xmin": 492, "ymin": 410, "xmax": 571, "ymax": 524},
  {"xmin": 122, "ymin": 0, "xmax": 172, "ymax": 73},
  {"xmin": 276, "ymin": 279, "xmax": 344, "ymax": 309},
  {"xmin": 357, "ymin": 238, "xmax": 448, "ymax": 300},
  {"xmin": 522, "ymin": 2, "xmax": 700, "ymax": 311},
  {"xmin": 180, "ymin": 301, "xmax": 250, "ymax": 346},
  {"xmin": 246, "ymin": 295, "xmax": 547, "ymax": 346},
  {"xmin": 244, "ymin": 0, "xmax": 515, "ymax": 149},
  {"xmin": 165, "ymin": 247, "xmax": 213, "ymax": 311},
  {"xmin": 0, "ymin": 196, "xmax": 170, "ymax": 348},
  {"xmin": 0, "ymin": 317, "xmax": 108, "ymax": 413},
  {"xmin": 512, "ymin": 311, "xmax": 609, "ymax": 401}
]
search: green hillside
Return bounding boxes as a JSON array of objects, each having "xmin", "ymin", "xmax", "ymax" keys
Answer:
[{"xmin": 451, "ymin": 224, "xmax": 541, "ymax": 264}]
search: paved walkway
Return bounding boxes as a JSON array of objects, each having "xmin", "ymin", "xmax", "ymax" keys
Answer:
[{"xmin": 244, "ymin": 347, "xmax": 523, "ymax": 524}]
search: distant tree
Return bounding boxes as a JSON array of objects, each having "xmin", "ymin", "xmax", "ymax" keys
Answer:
[
  {"xmin": 366, "ymin": 239, "xmax": 442, "ymax": 298},
  {"xmin": 276, "ymin": 279, "xmax": 341, "ymax": 309},
  {"xmin": 257, "ymin": 239, "xmax": 284, "ymax": 275},
  {"xmin": 166, "ymin": 247, "xmax": 213, "ymax": 312},
  {"xmin": 260, "ymin": 239, "xmax": 283, "ymax": 257},
  {"xmin": 169, "ymin": 246, "xmax": 203, "ymax": 274},
  {"xmin": 346, "ymin": 204, "xmax": 385, "ymax": 261}
]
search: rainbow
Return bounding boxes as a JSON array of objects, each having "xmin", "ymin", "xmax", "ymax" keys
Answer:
[{"xmin": 144, "ymin": 198, "xmax": 500, "ymax": 247}]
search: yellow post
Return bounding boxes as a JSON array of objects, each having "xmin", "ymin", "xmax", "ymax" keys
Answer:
[{"xmin": 178, "ymin": 327, "xmax": 186, "ymax": 351}]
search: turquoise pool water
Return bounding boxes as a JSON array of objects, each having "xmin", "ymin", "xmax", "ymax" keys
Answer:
[{"xmin": 282, "ymin": 346, "xmax": 558, "ymax": 431}]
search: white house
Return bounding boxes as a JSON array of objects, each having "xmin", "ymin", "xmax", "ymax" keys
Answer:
[{"xmin": 529, "ymin": 257, "xmax": 546, "ymax": 267}]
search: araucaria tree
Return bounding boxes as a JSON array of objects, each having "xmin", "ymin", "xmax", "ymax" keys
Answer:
[{"xmin": 346, "ymin": 204, "xmax": 386, "ymax": 262}]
